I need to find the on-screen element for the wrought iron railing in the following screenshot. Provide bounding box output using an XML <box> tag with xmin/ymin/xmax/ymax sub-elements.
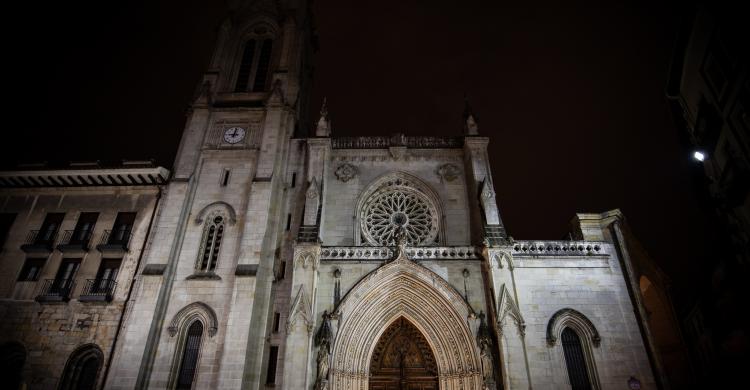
<box><xmin>97</xmin><ymin>229</ymin><xmax>132</xmax><ymax>250</ymax></box>
<box><xmin>36</xmin><ymin>278</ymin><xmax>75</xmax><ymax>301</ymax></box>
<box><xmin>21</xmin><ymin>229</ymin><xmax>58</xmax><ymax>251</ymax></box>
<box><xmin>80</xmin><ymin>279</ymin><xmax>117</xmax><ymax>301</ymax></box>
<box><xmin>510</xmin><ymin>241</ymin><xmax>604</xmax><ymax>256</ymax></box>
<box><xmin>58</xmin><ymin>229</ymin><xmax>93</xmax><ymax>249</ymax></box>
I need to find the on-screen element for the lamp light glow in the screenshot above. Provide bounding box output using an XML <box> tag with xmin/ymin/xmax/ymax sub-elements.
<box><xmin>693</xmin><ymin>151</ymin><xmax>706</xmax><ymax>162</ymax></box>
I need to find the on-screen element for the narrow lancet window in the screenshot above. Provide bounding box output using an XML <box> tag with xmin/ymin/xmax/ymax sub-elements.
<box><xmin>176</xmin><ymin>321</ymin><xmax>203</xmax><ymax>389</ymax></box>
<box><xmin>198</xmin><ymin>215</ymin><xmax>224</xmax><ymax>272</ymax></box>
<box><xmin>234</xmin><ymin>40</ymin><xmax>257</xmax><ymax>92</ymax></box>
<box><xmin>561</xmin><ymin>327</ymin><xmax>592</xmax><ymax>390</ymax></box>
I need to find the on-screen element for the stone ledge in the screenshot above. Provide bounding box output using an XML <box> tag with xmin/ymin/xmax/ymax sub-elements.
<box><xmin>186</xmin><ymin>272</ymin><xmax>222</xmax><ymax>280</ymax></box>
<box><xmin>235</xmin><ymin>264</ymin><xmax>258</xmax><ymax>276</ymax></box>
<box><xmin>142</xmin><ymin>264</ymin><xmax>167</xmax><ymax>275</ymax></box>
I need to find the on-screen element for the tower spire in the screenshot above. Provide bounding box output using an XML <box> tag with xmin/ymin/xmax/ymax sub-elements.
<box><xmin>463</xmin><ymin>95</ymin><xmax>479</xmax><ymax>136</ymax></box>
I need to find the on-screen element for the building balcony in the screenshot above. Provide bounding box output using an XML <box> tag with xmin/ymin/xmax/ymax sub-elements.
<box><xmin>95</xmin><ymin>230</ymin><xmax>131</xmax><ymax>255</ymax></box>
<box><xmin>20</xmin><ymin>230</ymin><xmax>58</xmax><ymax>254</ymax></box>
<box><xmin>56</xmin><ymin>230</ymin><xmax>93</xmax><ymax>253</ymax></box>
<box><xmin>79</xmin><ymin>279</ymin><xmax>117</xmax><ymax>302</ymax></box>
<box><xmin>35</xmin><ymin>279</ymin><xmax>75</xmax><ymax>303</ymax></box>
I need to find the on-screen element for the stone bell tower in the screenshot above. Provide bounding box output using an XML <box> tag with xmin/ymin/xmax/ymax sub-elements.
<box><xmin>105</xmin><ymin>1</ymin><xmax>315</xmax><ymax>389</ymax></box>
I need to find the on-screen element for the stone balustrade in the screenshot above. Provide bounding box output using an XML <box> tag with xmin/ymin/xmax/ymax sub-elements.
<box><xmin>510</xmin><ymin>241</ymin><xmax>604</xmax><ymax>256</ymax></box>
<box><xmin>320</xmin><ymin>246</ymin><xmax>482</xmax><ymax>260</ymax></box>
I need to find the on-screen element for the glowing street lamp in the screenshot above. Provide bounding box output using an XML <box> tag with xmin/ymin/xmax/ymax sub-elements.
<box><xmin>693</xmin><ymin>151</ymin><xmax>706</xmax><ymax>162</ymax></box>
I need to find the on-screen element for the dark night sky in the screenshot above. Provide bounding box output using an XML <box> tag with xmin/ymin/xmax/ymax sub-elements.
<box><xmin>5</xmin><ymin>0</ymin><xmax>707</xmax><ymax>309</ymax></box>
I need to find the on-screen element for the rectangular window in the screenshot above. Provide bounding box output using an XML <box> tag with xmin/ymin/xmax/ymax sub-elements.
<box><xmin>0</xmin><ymin>213</ymin><xmax>16</xmax><ymax>249</ymax></box>
<box><xmin>110</xmin><ymin>212</ymin><xmax>136</xmax><ymax>244</ymax></box>
<box><xmin>266</xmin><ymin>346</ymin><xmax>279</xmax><ymax>384</ymax></box>
<box><xmin>97</xmin><ymin>258</ymin><xmax>122</xmax><ymax>282</ymax></box>
<box><xmin>221</xmin><ymin>169</ymin><xmax>231</xmax><ymax>187</ymax></box>
<box><xmin>94</xmin><ymin>258</ymin><xmax>121</xmax><ymax>293</ymax></box>
<box><xmin>18</xmin><ymin>258</ymin><xmax>45</xmax><ymax>281</ymax></box>
<box><xmin>291</xmin><ymin>172</ymin><xmax>296</xmax><ymax>188</ymax></box>
<box><xmin>71</xmin><ymin>212</ymin><xmax>98</xmax><ymax>244</ymax></box>
<box><xmin>52</xmin><ymin>258</ymin><xmax>80</xmax><ymax>293</ymax></box>
<box><xmin>55</xmin><ymin>259</ymin><xmax>81</xmax><ymax>281</ymax></box>
<box><xmin>278</xmin><ymin>261</ymin><xmax>286</xmax><ymax>280</ymax></box>
<box><xmin>273</xmin><ymin>312</ymin><xmax>280</xmax><ymax>333</ymax></box>
<box><xmin>37</xmin><ymin>213</ymin><xmax>65</xmax><ymax>244</ymax></box>
<box><xmin>285</xmin><ymin>214</ymin><xmax>291</xmax><ymax>231</ymax></box>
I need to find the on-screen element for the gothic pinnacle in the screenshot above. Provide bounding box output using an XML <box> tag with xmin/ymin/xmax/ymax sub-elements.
<box><xmin>315</xmin><ymin>97</ymin><xmax>331</xmax><ymax>137</ymax></box>
<box><xmin>463</xmin><ymin>95</ymin><xmax>479</xmax><ymax>136</ymax></box>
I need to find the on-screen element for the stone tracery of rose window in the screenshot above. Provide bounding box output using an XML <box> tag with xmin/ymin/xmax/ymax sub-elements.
<box><xmin>361</xmin><ymin>183</ymin><xmax>439</xmax><ymax>246</ymax></box>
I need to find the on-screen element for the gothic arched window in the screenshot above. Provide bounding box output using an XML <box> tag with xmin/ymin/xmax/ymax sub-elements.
<box><xmin>561</xmin><ymin>327</ymin><xmax>592</xmax><ymax>390</ymax></box>
<box><xmin>546</xmin><ymin>308</ymin><xmax>601</xmax><ymax>389</ymax></box>
<box><xmin>234</xmin><ymin>35</ymin><xmax>274</xmax><ymax>93</ymax></box>
<box><xmin>197</xmin><ymin>215</ymin><xmax>224</xmax><ymax>272</ymax></box>
<box><xmin>176</xmin><ymin>321</ymin><xmax>203</xmax><ymax>390</ymax></box>
<box><xmin>58</xmin><ymin>344</ymin><xmax>103</xmax><ymax>390</ymax></box>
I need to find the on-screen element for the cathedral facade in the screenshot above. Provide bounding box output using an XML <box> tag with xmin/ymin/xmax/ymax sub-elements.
<box><xmin>103</xmin><ymin>2</ymin><xmax>659</xmax><ymax>389</ymax></box>
<box><xmin>0</xmin><ymin>1</ymin><xmax>676</xmax><ymax>389</ymax></box>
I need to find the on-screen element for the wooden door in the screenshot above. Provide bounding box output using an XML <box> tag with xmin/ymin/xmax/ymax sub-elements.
<box><xmin>369</xmin><ymin>317</ymin><xmax>438</xmax><ymax>390</ymax></box>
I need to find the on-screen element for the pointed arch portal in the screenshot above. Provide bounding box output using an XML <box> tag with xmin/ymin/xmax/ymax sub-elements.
<box><xmin>330</xmin><ymin>254</ymin><xmax>482</xmax><ymax>390</ymax></box>
<box><xmin>369</xmin><ymin>317</ymin><xmax>439</xmax><ymax>390</ymax></box>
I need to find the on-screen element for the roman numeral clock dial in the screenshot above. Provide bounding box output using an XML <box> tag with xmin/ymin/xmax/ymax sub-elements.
<box><xmin>223</xmin><ymin>127</ymin><xmax>246</xmax><ymax>144</ymax></box>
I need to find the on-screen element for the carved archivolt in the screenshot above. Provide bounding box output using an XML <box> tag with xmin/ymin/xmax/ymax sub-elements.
<box><xmin>194</xmin><ymin>201</ymin><xmax>237</xmax><ymax>224</ymax></box>
<box><xmin>167</xmin><ymin>302</ymin><xmax>218</xmax><ymax>338</ymax></box>
<box><xmin>355</xmin><ymin>172</ymin><xmax>444</xmax><ymax>246</ymax></box>
<box><xmin>329</xmin><ymin>252</ymin><xmax>482</xmax><ymax>390</ymax></box>
<box><xmin>546</xmin><ymin>308</ymin><xmax>601</xmax><ymax>347</ymax></box>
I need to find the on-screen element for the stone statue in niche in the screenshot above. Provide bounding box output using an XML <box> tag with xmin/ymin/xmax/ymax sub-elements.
<box><xmin>314</xmin><ymin>311</ymin><xmax>333</xmax><ymax>390</ymax></box>
<box><xmin>480</xmin><ymin>340</ymin><xmax>494</xmax><ymax>383</ymax></box>
<box><xmin>436</xmin><ymin>163</ymin><xmax>461</xmax><ymax>182</ymax></box>
<box><xmin>476</xmin><ymin>311</ymin><xmax>496</xmax><ymax>389</ymax></box>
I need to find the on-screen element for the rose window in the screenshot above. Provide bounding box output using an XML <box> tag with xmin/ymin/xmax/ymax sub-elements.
<box><xmin>362</xmin><ymin>188</ymin><xmax>438</xmax><ymax>246</ymax></box>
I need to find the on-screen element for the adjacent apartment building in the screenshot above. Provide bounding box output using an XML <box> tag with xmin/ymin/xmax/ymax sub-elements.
<box><xmin>0</xmin><ymin>162</ymin><xmax>168</xmax><ymax>389</ymax></box>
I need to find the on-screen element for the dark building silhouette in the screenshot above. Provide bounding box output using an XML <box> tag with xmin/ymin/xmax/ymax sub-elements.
<box><xmin>666</xmin><ymin>2</ymin><xmax>749</xmax><ymax>387</ymax></box>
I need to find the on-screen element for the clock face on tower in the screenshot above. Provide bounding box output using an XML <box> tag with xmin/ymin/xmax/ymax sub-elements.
<box><xmin>223</xmin><ymin>127</ymin><xmax>246</xmax><ymax>144</ymax></box>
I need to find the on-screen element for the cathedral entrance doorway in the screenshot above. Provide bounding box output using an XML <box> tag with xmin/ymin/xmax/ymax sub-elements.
<box><xmin>328</xmin><ymin>250</ymin><xmax>483</xmax><ymax>389</ymax></box>
<box><xmin>369</xmin><ymin>317</ymin><xmax>438</xmax><ymax>390</ymax></box>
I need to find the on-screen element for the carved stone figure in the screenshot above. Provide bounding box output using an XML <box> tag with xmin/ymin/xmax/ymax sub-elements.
<box><xmin>480</xmin><ymin>340</ymin><xmax>493</xmax><ymax>382</ymax></box>
<box><xmin>476</xmin><ymin>311</ymin><xmax>495</xmax><ymax>387</ymax></box>
<box><xmin>316</xmin><ymin>346</ymin><xmax>330</xmax><ymax>387</ymax></box>
<box><xmin>314</xmin><ymin>311</ymin><xmax>333</xmax><ymax>389</ymax></box>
